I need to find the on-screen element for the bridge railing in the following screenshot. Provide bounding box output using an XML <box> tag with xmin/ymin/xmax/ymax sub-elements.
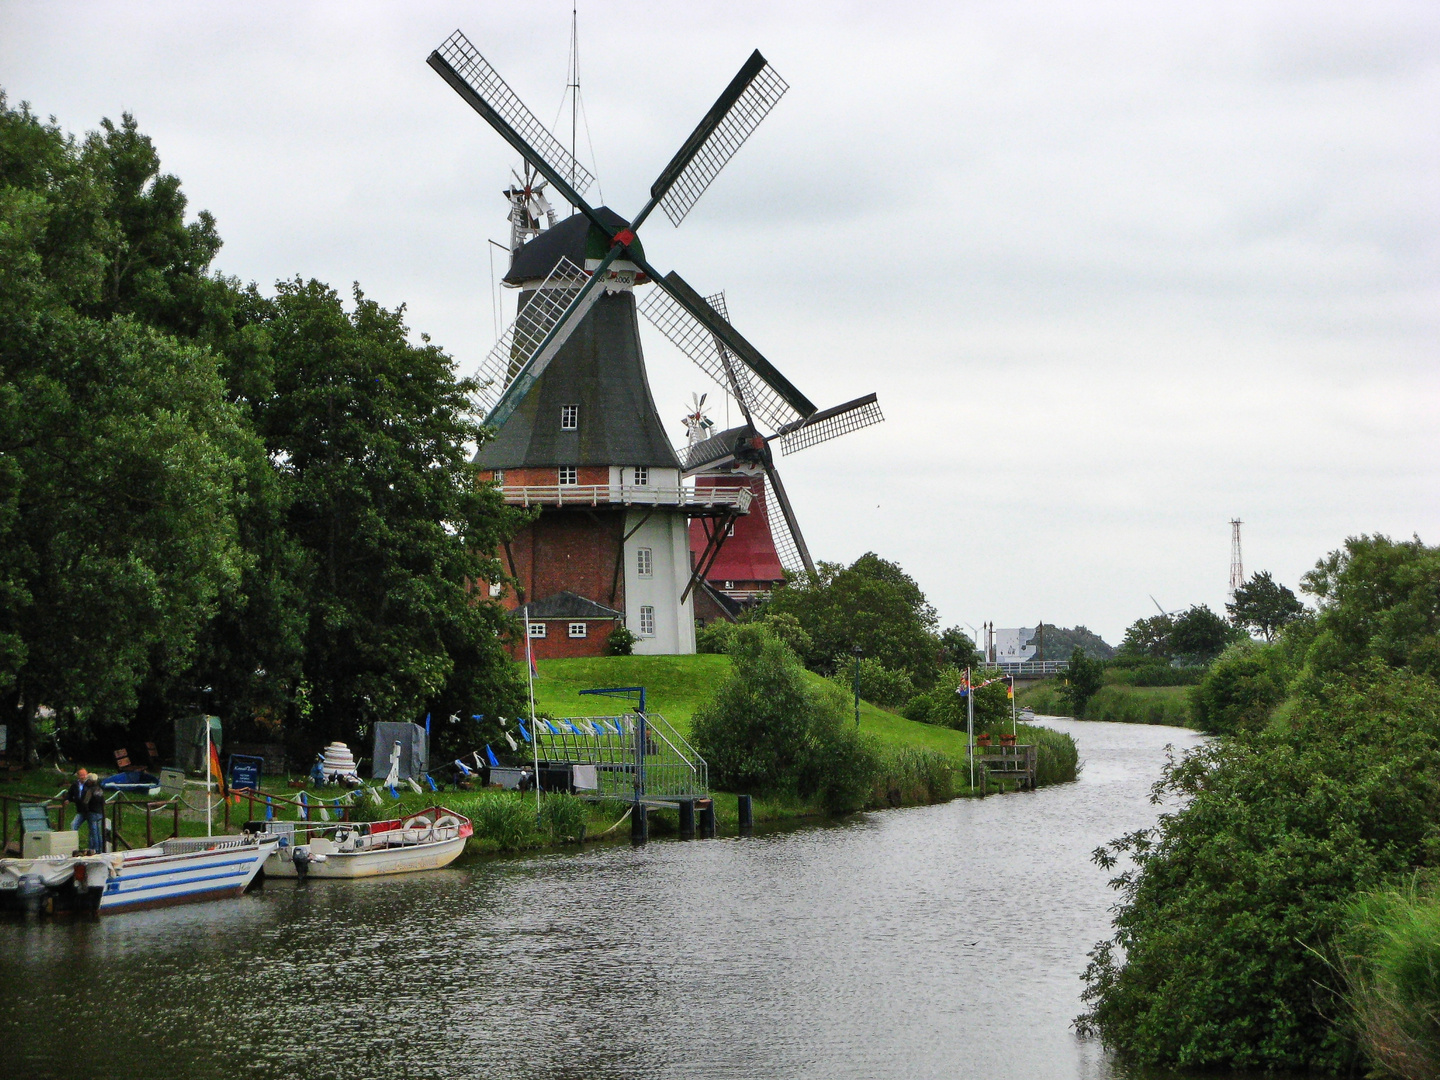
<box><xmin>980</xmin><ymin>660</ymin><xmax>1070</xmax><ymax>677</ymax></box>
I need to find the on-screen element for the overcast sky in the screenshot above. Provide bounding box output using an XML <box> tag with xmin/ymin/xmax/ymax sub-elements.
<box><xmin>4</xmin><ymin>1</ymin><xmax>1436</xmax><ymax>645</ymax></box>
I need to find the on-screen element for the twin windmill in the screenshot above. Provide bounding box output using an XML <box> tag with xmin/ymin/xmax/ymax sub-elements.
<box><xmin>428</xmin><ymin>30</ymin><xmax>882</xmax><ymax>655</ymax></box>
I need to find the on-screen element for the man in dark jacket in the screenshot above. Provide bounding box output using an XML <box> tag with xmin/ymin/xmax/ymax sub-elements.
<box><xmin>66</xmin><ymin>769</ymin><xmax>105</xmax><ymax>852</ymax></box>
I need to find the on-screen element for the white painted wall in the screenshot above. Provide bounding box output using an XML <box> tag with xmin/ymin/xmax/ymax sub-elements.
<box><xmin>623</xmin><ymin>508</ymin><xmax>696</xmax><ymax>655</ymax></box>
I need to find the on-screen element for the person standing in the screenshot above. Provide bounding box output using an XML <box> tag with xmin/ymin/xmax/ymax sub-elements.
<box><xmin>67</xmin><ymin>768</ymin><xmax>105</xmax><ymax>852</ymax></box>
<box><xmin>66</xmin><ymin>768</ymin><xmax>90</xmax><ymax>833</ymax></box>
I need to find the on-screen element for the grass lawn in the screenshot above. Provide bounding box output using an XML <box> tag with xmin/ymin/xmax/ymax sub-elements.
<box><xmin>526</xmin><ymin>654</ymin><xmax>973</xmax><ymax>759</ymax></box>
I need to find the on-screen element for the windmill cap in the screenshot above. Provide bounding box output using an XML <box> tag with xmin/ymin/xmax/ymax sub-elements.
<box><xmin>506</xmin><ymin>208</ymin><xmax>646</xmax><ymax>285</ymax></box>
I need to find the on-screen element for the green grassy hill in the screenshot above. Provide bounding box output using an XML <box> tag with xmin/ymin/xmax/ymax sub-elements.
<box><xmin>527</xmin><ymin>655</ymin><xmax>973</xmax><ymax>759</ymax></box>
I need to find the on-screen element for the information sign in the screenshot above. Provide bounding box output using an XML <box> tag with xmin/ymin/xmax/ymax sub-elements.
<box><xmin>228</xmin><ymin>754</ymin><xmax>263</xmax><ymax>791</ymax></box>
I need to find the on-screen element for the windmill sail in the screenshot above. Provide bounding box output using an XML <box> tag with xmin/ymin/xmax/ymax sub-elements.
<box><xmin>429</xmin><ymin>32</ymin><xmax>596</xmax><ymax>212</ymax></box>
<box><xmin>761</xmin><ymin>472</ymin><xmax>808</xmax><ymax>575</ymax></box>
<box><xmin>647</xmin><ymin>50</ymin><xmax>789</xmax><ymax>228</ymax></box>
<box><xmin>639</xmin><ymin>286</ymin><xmax>805</xmax><ymax>433</ymax></box>
<box><xmin>472</xmin><ymin>257</ymin><xmax>584</xmax><ymax>416</ymax></box>
<box><xmin>778</xmin><ymin>393</ymin><xmax>885</xmax><ymax>455</ymax></box>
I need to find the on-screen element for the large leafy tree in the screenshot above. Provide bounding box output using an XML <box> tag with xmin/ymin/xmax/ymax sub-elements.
<box><xmin>1301</xmin><ymin>534</ymin><xmax>1440</xmax><ymax>678</ymax></box>
<box><xmin>0</xmin><ymin>95</ymin><xmax>251</xmax><ymax>756</ymax></box>
<box><xmin>1227</xmin><ymin>571</ymin><xmax>1305</xmax><ymax>642</ymax></box>
<box><xmin>250</xmin><ymin>278</ymin><xmax>527</xmax><ymax>749</ymax></box>
<box><xmin>764</xmin><ymin>552</ymin><xmax>941</xmax><ymax>686</ymax></box>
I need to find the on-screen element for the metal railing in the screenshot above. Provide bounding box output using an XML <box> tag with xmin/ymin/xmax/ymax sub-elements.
<box><xmin>980</xmin><ymin>660</ymin><xmax>1070</xmax><ymax>676</ymax></box>
<box><xmin>533</xmin><ymin>713</ymin><xmax>708</xmax><ymax>803</ymax></box>
<box><xmin>499</xmin><ymin>483</ymin><xmax>752</xmax><ymax>512</ymax></box>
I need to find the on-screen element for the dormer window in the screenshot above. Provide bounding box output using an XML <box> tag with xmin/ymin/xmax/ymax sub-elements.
<box><xmin>560</xmin><ymin>404</ymin><xmax>578</xmax><ymax>430</ymax></box>
<box><xmin>633</xmin><ymin>466</ymin><xmax>648</xmax><ymax>486</ymax></box>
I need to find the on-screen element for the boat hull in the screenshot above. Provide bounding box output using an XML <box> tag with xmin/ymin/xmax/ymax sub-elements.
<box><xmin>99</xmin><ymin>839</ymin><xmax>276</xmax><ymax>914</ymax></box>
<box><xmin>267</xmin><ymin>834</ymin><xmax>466</xmax><ymax>878</ymax></box>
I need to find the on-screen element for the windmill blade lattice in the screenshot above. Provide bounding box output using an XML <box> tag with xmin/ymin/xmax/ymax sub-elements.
<box><xmin>638</xmin><ymin>287</ymin><xmax>803</xmax><ymax>433</ymax></box>
<box><xmin>778</xmin><ymin>393</ymin><xmax>885</xmax><ymax>455</ymax></box>
<box><xmin>759</xmin><ymin>473</ymin><xmax>806</xmax><ymax>575</ymax></box>
<box><xmin>472</xmin><ymin>257</ymin><xmax>584</xmax><ymax>415</ymax></box>
<box><xmin>649</xmin><ymin>51</ymin><xmax>789</xmax><ymax>227</ymax></box>
<box><xmin>432</xmin><ymin>31</ymin><xmax>595</xmax><ymax>200</ymax></box>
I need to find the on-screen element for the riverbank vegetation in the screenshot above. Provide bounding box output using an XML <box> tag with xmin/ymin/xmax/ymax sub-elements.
<box><xmin>1078</xmin><ymin>533</ymin><xmax>1440</xmax><ymax>1076</ymax></box>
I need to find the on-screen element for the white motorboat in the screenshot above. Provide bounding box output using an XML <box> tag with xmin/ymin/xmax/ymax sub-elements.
<box><xmin>0</xmin><ymin>833</ymin><xmax>278</xmax><ymax>916</ymax></box>
<box><xmin>262</xmin><ymin>807</ymin><xmax>472</xmax><ymax>879</ymax></box>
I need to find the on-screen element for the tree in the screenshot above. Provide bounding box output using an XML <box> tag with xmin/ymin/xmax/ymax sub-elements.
<box><xmin>939</xmin><ymin>626</ymin><xmax>982</xmax><ymax>670</ymax></box>
<box><xmin>764</xmin><ymin>552</ymin><xmax>941</xmax><ymax>686</ymax></box>
<box><xmin>1061</xmin><ymin>646</ymin><xmax>1106</xmax><ymax>718</ymax></box>
<box><xmin>249</xmin><ymin>278</ymin><xmax>528</xmax><ymax>748</ymax></box>
<box><xmin>1227</xmin><ymin>571</ymin><xmax>1305</xmax><ymax>642</ymax></box>
<box><xmin>1169</xmin><ymin>605</ymin><xmax>1239</xmax><ymax>664</ymax></box>
<box><xmin>1117</xmin><ymin>614</ymin><xmax>1174</xmax><ymax>662</ymax></box>
<box><xmin>0</xmin><ymin>96</ymin><xmax>252</xmax><ymax>758</ymax></box>
<box><xmin>1301</xmin><ymin>534</ymin><xmax>1440</xmax><ymax>679</ymax></box>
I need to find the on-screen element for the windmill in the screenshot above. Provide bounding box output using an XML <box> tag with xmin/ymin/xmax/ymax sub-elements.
<box><xmin>502</xmin><ymin>163</ymin><xmax>557</xmax><ymax>251</ymax></box>
<box><xmin>427</xmin><ymin>29</ymin><xmax>879</xmax><ymax>649</ymax></box>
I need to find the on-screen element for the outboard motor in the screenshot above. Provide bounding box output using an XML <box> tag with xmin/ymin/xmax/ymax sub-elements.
<box><xmin>292</xmin><ymin>845</ymin><xmax>310</xmax><ymax>881</ymax></box>
<box><xmin>17</xmin><ymin>873</ymin><xmax>46</xmax><ymax>917</ymax></box>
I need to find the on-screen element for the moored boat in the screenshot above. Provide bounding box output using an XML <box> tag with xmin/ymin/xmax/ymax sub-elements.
<box><xmin>261</xmin><ymin>807</ymin><xmax>472</xmax><ymax>879</ymax></box>
<box><xmin>0</xmin><ymin>833</ymin><xmax>278</xmax><ymax>916</ymax></box>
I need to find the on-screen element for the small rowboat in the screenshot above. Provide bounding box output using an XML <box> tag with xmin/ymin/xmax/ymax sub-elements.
<box><xmin>262</xmin><ymin>807</ymin><xmax>472</xmax><ymax>879</ymax></box>
<box><xmin>0</xmin><ymin>834</ymin><xmax>278</xmax><ymax>916</ymax></box>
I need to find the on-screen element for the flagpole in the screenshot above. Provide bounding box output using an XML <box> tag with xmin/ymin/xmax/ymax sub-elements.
<box><xmin>966</xmin><ymin>666</ymin><xmax>975</xmax><ymax>790</ymax></box>
<box><xmin>205</xmin><ymin>717</ymin><xmax>213</xmax><ymax>837</ymax></box>
<box><xmin>524</xmin><ymin>616</ymin><xmax>541</xmax><ymax>825</ymax></box>
<box><xmin>1010</xmin><ymin>674</ymin><xmax>1017</xmax><ymax>737</ymax></box>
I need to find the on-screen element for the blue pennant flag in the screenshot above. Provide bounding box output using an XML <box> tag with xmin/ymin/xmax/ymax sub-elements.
<box><xmin>566</xmin><ymin>720</ymin><xmax>582</xmax><ymax>735</ymax></box>
<box><xmin>454</xmin><ymin>758</ymin><xmax>473</xmax><ymax>776</ymax></box>
<box><xmin>544</xmin><ymin>719</ymin><xmax>560</xmax><ymax>736</ymax></box>
<box><xmin>591</xmin><ymin>720</ymin><xmax>605</xmax><ymax>736</ymax></box>
<box><xmin>486</xmin><ymin>745</ymin><xmax>499</xmax><ymax>767</ymax></box>
<box><xmin>518</xmin><ymin>720</ymin><xmax>531</xmax><ymax>743</ymax></box>
<box><xmin>472</xmin><ymin>714</ymin><xmax>483</xmax><ymax>721</ymax></box>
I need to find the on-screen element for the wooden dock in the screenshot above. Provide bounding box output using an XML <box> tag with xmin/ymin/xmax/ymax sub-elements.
<box><xmin>974</xmin><ymin>744</ymin><xmax>1038</xmax><ymax>794</ymax></box>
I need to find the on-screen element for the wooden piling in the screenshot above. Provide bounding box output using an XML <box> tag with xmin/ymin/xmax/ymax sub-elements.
<box><xmin>679</xmin><ymin>799</ymin><xmax>695</xmax><ymax>839</ymax></box>
<box><xmin>699</xmin><ymin>800</ymin><xmax>716</xmax><ymax>839</ymax></box>
<box><xmin>631</xmin><ymin>802</ymin><xmax>649</xmax><ymax>845</ymax></box>
<box><xmin>737</xmin><ymin>794</ymin><xmax>753</xmax><ymax>834</ymax></box>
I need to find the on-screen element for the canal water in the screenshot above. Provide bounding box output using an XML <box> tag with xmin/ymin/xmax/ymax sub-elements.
<box><xmin>0</xmin><ymin>720</ymin><xmax>1203</xmax><ymax>1080</ymax></box>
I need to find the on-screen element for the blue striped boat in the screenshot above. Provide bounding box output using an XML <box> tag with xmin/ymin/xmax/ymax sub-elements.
<box><xmin>98</xmin><ymin>835</ymin><xmax>278</xmax><ymax>914</ymax></box>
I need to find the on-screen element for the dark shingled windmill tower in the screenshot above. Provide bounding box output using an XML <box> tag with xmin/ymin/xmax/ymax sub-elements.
<box><xmin>427</xmin><ymin>30</ymin><xmax>882</xmax><ymax>653</ymax></box>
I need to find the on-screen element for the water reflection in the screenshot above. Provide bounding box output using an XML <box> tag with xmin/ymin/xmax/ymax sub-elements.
<box><xmin>0</xmin><ymin>720</ymin><xmax>1205</xmax><ymax>1080</ymax></box>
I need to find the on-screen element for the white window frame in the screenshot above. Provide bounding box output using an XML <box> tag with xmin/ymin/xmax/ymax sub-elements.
<box><xmin>568</xmin><ymin>622</ymin><xmax>587</xmax><ymax>639</ymax></box>
<box><xmin>558</xmin><ymin>465</ymin><xmax>578</xmax><ymax>486</ymax></box>
<box><xmin>488</xmin><ymin>582</ymin><xmax>503</xmax><ymax>598</ymax></box>
<box><xmin>636</xmin><ymin>546</ymin><xmax>653</xmax><ymax>577</ymax></box>
<box><xmin>639</xmin><ymin>605</ymin><xmax>656</xmax><ymax>637</ymax></box>
<box><xmin>528</xmin><ymin>622</ymin><xmax>547</xmax><ymax>638</ymax></box>
<box><xmin>560</xmin><ymin>404</ymin><xmax>578</xmax><ymax>430</ymax></box>
<box><xmin>632</xmin><ymin>465</ymin><xmax>648</xmax><ymax>486</ymax></box>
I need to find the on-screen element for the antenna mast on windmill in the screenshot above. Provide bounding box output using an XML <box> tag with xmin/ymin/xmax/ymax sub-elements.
<box><xmin>1229</xmin><ymin>519</ymin><xmax>1244</xmax><ymax>597</ymax></box>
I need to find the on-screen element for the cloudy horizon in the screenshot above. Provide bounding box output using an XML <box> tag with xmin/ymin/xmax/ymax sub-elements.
<box><xmin>4</xmin><ymin>0</ymin><xmax>1435</xmax><ymax>645</ymax></box>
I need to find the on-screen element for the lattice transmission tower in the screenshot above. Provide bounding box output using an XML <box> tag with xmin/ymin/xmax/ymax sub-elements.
<box><xmin>1229</xmin><ymin>519</ymin><xmax>1244</xmax><ymax>597</ymax></box>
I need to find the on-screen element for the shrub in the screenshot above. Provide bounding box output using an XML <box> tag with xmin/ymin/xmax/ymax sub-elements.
<box><xmin>1060</xmin><ymin>646</ymin><xmax>1106</xmax><ymax>717</ymax></box>
<box><xmin>1078</xmin><ymin>666</ymin><xmax>1440</xmax><ymax>1072</ymax></box>
<box><xmin>1190</xmin><ymin>641</ymin><xmax>1285</xmax><ymax>734</ymax></box>
<box><xmin>607</xmin><ymin>623</ymin><xmax>636</xmax><ymax>656</ymax></box>
<box><xmin>829</xmin><ymin>655</ymin><xmax>915</xmax><ymax>708</ymax></box>
<box><xmin>1105</xmin><ymin>663</ymin><xmax>1203</xmax><ymax>687</ymax></box>
<box><xmin>692</xmin><ymin>623</ymin><xmax>878</xmax><ymax>811</ymax></box>
<box><xmin>695</xmin><ymin>620</ymin><xmax>736</xmax><ymax>655</ymax></box>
